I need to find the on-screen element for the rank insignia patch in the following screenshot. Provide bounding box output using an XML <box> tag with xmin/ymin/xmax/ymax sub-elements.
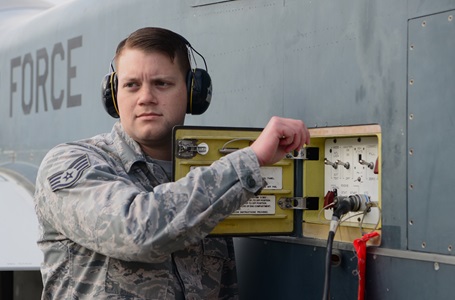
<box><xmin>48</xmin><ymin>154</ymin><xmax>91</xmax><ymax>192</ymax></box>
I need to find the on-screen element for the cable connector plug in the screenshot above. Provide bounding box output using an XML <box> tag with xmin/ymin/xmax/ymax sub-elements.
<box><xmin>332</xmin><ymin>194</ymin><xmax>374</xmax><ymax>219</ymax></box>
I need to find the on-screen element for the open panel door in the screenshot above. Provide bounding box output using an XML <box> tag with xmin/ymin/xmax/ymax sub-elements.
<box><xmin>172</xmin><ymin>126</ymin><xmax>318</xmax><ymax>236</ymax></box>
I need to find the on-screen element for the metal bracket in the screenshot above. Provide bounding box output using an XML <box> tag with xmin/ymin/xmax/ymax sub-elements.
<box><xmin>278</xmin><ymin>197</ymin><xmax>319</xmax><ymax>210</ymax></box>
<box><xmin>176</xmin><ymin>139</ymin><xmax>209</xmax><ymax>159</ymax></box>
<box><xmin>286</xmin><ymin>147</ymin><xmax>319</xmax><ymax>160</ymax></box>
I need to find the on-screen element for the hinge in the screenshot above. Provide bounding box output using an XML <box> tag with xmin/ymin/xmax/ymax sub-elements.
<box><xmin>278</xmin><ymin>197</ymin><xmax>319</xmax><ymax>210</ymax></box>
<box><xmin>286</xmin><ymin>147</ymin><xmax>319</xmax><ymax>160</ymax></box>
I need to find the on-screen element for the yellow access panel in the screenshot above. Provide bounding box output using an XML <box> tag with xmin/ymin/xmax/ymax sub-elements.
<box><xmin>172</xmin><ymin>126</ymin><xmax>314</xmax><ymax>236</ymax></box>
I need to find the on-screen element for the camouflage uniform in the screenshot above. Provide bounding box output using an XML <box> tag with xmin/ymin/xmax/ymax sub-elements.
<box><xmin>34</xmin><ymin>122</ymin><xmax>264</xmax><ymax>299</ymax></box>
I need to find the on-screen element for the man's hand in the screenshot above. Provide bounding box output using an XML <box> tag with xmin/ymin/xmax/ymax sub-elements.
<box><xmin>251</xmin><ymin>116</ymin><xmax>310</xmax><ymax>166</ymax></box>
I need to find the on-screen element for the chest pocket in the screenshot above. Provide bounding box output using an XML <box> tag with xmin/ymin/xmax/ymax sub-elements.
<box><xmin>129</xmin><ymin>161</ymin><xmax>171</xmax><ymax>192</ymax></box>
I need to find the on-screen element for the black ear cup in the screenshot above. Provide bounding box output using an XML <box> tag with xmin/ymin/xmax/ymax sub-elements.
<box><xmin>101</xmin><ymin>68</ymin><xmax>212</xmax><ymax>118</ymax></box>
<box><xmin>186</xmin><ymin>68</ymin><xmax>212</xmax><ymax>115</ymax></box>
<box><xmin>101</xmin><ymin>72</ymin><xmax>119</xmax><ymax>118</ymax></box>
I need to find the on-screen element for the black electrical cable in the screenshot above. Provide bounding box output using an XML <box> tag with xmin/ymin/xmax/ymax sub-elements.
<box><xmin>322</xmin><ymin>194</ymin><xmax>373</xmax><ymax>299</ymax></box>
<box><xmin>322</xmin><ymin>229</ymin><xmax>336</xmax><ymax>300</ymax></box>
<box><xmin>321</xmin><ymin>198</ymin><xmax>352</xmax><ymax>300</ymax></box>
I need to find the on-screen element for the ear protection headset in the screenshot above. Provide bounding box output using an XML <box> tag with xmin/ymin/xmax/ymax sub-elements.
<box><xmin>101</xmin><ymin>34</ymin><xmax>212</xmax><ymax>118</ymax></box>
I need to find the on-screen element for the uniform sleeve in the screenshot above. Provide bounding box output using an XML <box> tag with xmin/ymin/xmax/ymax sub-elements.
<box><xmin>34</xmin><ymin>144</ymin><xmax>263</xmax><ymax>263</ymax></box>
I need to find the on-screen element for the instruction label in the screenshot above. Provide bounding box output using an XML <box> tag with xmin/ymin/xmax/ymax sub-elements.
<box><xmin>260</xmin><ymin>167</ymin><xmax>283</xmax><ymax>190</ymax></box>
<box><xmin>234</xmin><ymin>195</ymin><xmax>276</xmax><ymax>215</ymax></box>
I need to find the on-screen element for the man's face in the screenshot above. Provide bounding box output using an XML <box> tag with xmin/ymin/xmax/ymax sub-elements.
<box><xmin>116</xmin><ymin>48</ymin><xmax>187</xmax><ymax>153</ymax></box>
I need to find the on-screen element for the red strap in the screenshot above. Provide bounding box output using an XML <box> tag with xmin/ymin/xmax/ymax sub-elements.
<box><xmin>353</xmin><ymin>232</ymin><xmax>380</xmax><ymax>300</ymax></box>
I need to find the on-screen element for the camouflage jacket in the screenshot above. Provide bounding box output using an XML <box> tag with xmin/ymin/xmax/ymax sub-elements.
<box><xmin>34</xmin><ymin>122</ymin><xmax>264</xmax><ymax>299</ymax></box>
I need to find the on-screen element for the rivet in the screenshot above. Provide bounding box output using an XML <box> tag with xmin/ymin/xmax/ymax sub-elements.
<box><xmin>421</xmin><ymin>242</ymin><xmax>426</xmax><ymax>248</ymax></box>
<box><xmin>410</xmin><ymin>44</ymin><xmax>414</xmax><ymax>50</ymax></box>
<box><xmin>448</xmin><ymin>245</ymin><xmax>453</xmax><ymax>252</ymax></box>
<box><xmin>409</xmin><ymin>148</ymin><xmax>414</xmax><ymax>156</ymax></box>
<box><xmin>422</xmin><ymin>20</ymin><xmax>427</xmax><ymax>27</ymax></box>
<box><xmin>409</xmin><ymin>220</ymin><xmax>414</xmax><ymax>225</ymax></box>
<box><xmin>449</xmin><ymin>15</ymin><xmax>453</xmax><ymax>22</ymax></box>
<box><xmin>409</xmin><ymin>184</ymin><xmax>414</xmax><ymax>190</ymax></box>
<box><xmin>409</xmin><ymin>79</ymin><xmax>414</xmax><ymax>85</ymax></box>
<box><xmin>434</xmin><ymin>262</ymin><xmax>440</xmax><ymax>271</ymax></box>
<box><xmin>409</xmin><ymin>113</ymin><xmax>414</xmax><ymax>120</ymax></box>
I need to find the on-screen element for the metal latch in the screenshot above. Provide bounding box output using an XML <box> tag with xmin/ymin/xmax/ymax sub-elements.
<box><xmin>176</xmin><ymin>139</ymin><xmax>209</xmax><ymax>159</ymax></box>
<box><xmin>278</xmin><ymin>197</ymin><xmax>319</xmax><ymax>210</ymax></box>
<box><xmin>286</xmin><ymin>147</ymin><xmax>319</xmax><ymax>160</ymax></box>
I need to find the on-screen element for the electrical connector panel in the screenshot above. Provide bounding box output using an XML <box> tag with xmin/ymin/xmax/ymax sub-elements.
<box><xmin>303</xmin><ymin>125</ymin><xmax>381</xmax><ymax>243</ymax></box>
<box><xmin>323</xmin><ymin>136</ymin><xmax>380</xmax><ymax>225</ymax></box>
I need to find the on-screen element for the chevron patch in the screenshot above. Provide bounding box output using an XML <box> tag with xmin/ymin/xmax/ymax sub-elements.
<box><xmin>48</xmin><ymin>154</ymin><xmax>91</xmax><ymax>192</ymax></box>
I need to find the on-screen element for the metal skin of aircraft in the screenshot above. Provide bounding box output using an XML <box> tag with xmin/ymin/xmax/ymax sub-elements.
<box><xmin>1</xmin><ymin>0</ymin><xmax>455</xmax><ymax>299</ymax></box>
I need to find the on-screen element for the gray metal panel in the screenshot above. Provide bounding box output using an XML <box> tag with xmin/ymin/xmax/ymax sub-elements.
<box><xmin>236</xmin><ymin>238</ymin><xmax>455</xmax><ymax>300</ymax></box>
<box><xmin>234</xmin><ymin>238</ymin><xmax>358</xmax><ymax>300</ymax></box>
<box><xmin>407</xmin><ymin>10</ymin><xmax>455</xmax><ymax>255</ymax></box>
<box><xmin>366</xmin><ymin>250</ymin><xmax>455</xmax><ymax>300</ymax></box>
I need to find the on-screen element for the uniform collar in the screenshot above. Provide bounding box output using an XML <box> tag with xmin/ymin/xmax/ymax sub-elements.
<box><xmin>111</xmin><ymin>122</ymin><xmax>147</xmax><ymax>173</ymax></box>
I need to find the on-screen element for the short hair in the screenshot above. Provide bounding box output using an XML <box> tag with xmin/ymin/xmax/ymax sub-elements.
<box><xmin>114</xmin><ymin>27</ymin><xmax>191</xmax><ymax>75</ymax></box>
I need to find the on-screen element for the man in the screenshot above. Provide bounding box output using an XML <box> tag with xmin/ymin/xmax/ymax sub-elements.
<box><xmin>34</xmin><ymin>27</ymin><xmax>310</xmax><ymax>299</ymax></box>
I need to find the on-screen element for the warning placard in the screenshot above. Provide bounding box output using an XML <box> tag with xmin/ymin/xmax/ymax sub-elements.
<box><xmin>234</xmin><ymin>195</ymin><xmax>276</xmax><ymax>215</ymax></box>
